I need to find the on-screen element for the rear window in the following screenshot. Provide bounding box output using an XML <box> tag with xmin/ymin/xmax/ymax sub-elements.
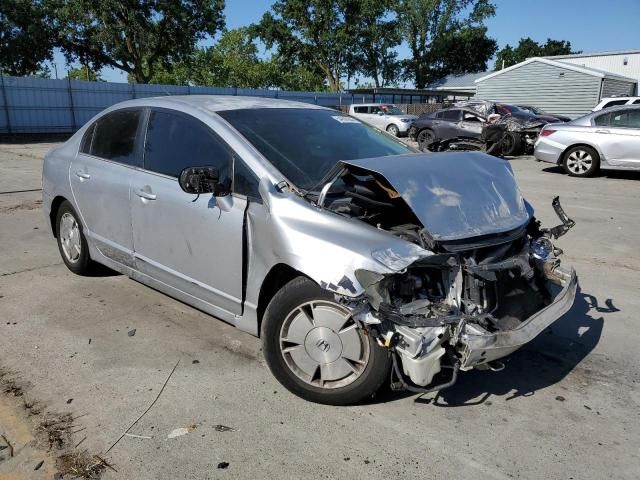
<box><xmin>91</xmin><ymin>109</ymin><xmax>141</xmax><ymax>166</ymax></box>
<box><xmin>602</xmin><ymin>100</ymin><xmax>628</xmax><ymax>109</ymax></box>
<box><xmin>218</xmin><ymin>108</ymin><xmax>413</xmax><ymax>190</ymax></box>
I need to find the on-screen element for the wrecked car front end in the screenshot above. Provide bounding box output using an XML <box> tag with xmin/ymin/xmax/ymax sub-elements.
<box><xmin>311</xmin><ymin>152</ymin><xmax>577</xmax><ymax>393</ymax></box>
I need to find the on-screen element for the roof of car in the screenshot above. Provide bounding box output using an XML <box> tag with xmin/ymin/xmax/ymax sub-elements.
<box><xmin>590</xmin><ymin>104</ymin><xmax>640</xmax><ymax>115</ymax></box>
<box><xmin>107</xmin><ymin>95</ymin><xmax>328</xmax><ymax>113</ymax></box>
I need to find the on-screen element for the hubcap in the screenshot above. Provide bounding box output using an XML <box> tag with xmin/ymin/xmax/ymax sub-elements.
<box><xmin>567</xmin><ymin>150</ymin><xmax>593</xmax><ymax>174</ymax></box>
<box><xmin>60</xmin><ymin>212</ymin><xmax>81</xmax><ymax>263</ymax></box>
<box><xmin>280</xmin><ymin>301</ymin><xmax>370</xmax><ymax>389</ymax></box>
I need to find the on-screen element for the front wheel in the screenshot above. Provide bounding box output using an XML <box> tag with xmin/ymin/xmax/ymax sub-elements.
<box><xmin>261</xmin><ymin>277</ymin><xmax>391</xmax><ymax>405</ymax></box>
<box><xmin>417</xmin><ymin>129</ymin><xmax>435</xmax><ymax>151</ymax></box>
<box><xmin>563</xmin><ymin>145</ymin><xmax>599</xmax><ymax>177</ymax></box>
<box><xmin>386</xmin><ymin>124</ymin><xmax>400</xmax><ymax>136</ymax></box>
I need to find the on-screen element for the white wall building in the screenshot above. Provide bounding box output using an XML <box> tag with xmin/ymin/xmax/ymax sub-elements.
<box><xmin>547</xmin><ymin>50</ymin><xmax>640</xmax><ymax>90</ymax></box>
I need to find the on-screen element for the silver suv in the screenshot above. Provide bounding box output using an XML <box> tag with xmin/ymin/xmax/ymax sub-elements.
<box><xmin>348</xmin><ymin>103</ymin><xmax>417</xmax><ymax>136</ymax></box>
<box><xmin>43</xmin><ymin>96</ymin><xmax>577</xmax><ymax>405</ymax></box>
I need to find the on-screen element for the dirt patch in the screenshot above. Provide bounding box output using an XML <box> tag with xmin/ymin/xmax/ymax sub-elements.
<box><xmin>0</xmin><ymin>199</ymin><xmax>42</xmax><ymax>214</ymax></box>
<box><xmin>0</xmin><ymin>367</ymin><xmax>105</xmax><ymax>479</ymax></box>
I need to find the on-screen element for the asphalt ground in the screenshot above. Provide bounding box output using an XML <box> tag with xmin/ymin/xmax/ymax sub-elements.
<box><xmin>0</xmin><ymin>141</ymin><xmax>639</xmax><ymax>479</ymax></box>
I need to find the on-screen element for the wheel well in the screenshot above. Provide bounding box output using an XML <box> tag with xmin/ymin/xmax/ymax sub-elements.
<box><xmin>49</xmin><ymin>196</ymin><xmax>67</xmax><ymax>237</ymax></box>
<box><xmin>256</xmin><ymin>263</ymin><xmax>304</xmax><ymax>337</ymax></box>
<box><xmin>559</xmin><ymin>144</ymin><xmax>600</xmax><ymax>166</ymax></box>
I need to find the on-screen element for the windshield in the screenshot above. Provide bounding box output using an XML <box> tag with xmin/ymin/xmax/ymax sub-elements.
<box><xmin>218</xmin><ymin>108</ymin><xmax>413</xmax><ymax>190</ymax></box>
<box><xmin>381</xmin><ymin>105</ymin><xmax>404</xmax><ymax>115</ymax></box>
<box><xmin>521</xmin><ymin>106</ymin><xmax>543</xmax><ymax>115</ymax></box>
<box><xmin>501</xmin><ymin>104</ymin><xmax>525</xmax><ymax>113</ymax></box>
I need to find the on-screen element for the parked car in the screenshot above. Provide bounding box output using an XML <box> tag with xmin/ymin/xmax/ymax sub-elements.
<box><xmin>348</xmin><ymin>103</ymin><xmax>417</xmax><ymax>136</ymax></box>
<box><xmin>516</xmin><ymin>105</ymin><xmax>571</xmax><ymax>123</ymax></box>
<box><xmin>592</xmin><ymin>96</ymin><xmax>640</xmax><ymax>111</ymax></box>
<box><xmin>496</xmin><ymin>104</ymin><xmax>564</xmax><ymax>124</ymax></box>
<box><xmin>43</xmin><ymin>96</ymin><xmax>577</xmax><ymax>405</ymax></box>
<box><xmin>534</xmin><ymin>105</ymin><xmax>640</xmax><ymax>177</ymax></box>
<box><xmin>410</xmin><ymin>107</ymin><xmax>486</xmax><ymax>149</ymax></box>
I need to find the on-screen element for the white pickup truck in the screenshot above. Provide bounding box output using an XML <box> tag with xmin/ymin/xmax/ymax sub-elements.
<box><xmin>348</xmin><ymin>103</ymin><xmax>417</xmax><ymax>137</ymax></box>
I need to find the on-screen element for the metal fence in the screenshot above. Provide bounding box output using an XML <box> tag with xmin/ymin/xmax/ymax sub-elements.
<box><xmin>0</xmin><ymin>75</ymin><xmax>436</xmax><ymax>134</ymax></box>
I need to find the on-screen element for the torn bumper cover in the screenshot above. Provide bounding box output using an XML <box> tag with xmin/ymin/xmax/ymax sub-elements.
<box><xmin>458</xmin><ymin>265</ymin><xmax>577</xmax><ymax>369</ymax></box>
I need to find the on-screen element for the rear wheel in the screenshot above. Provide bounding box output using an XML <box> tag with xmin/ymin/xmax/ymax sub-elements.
<box><xmin>261</xmin><ymin>277</ymin><xmax>391</xmax><ymax>405</ymax></box>
<box><xmin>563</xmin><ymin>146</ymin><xmax>599</xmax><ymax>177</ymax></box>
<box><xmin>417</xmin><ymin>129</ymin><xmax>435</xmax><ymax>151</ymax></box>
<box><xmin>55</xmin><ymin>201</ymin><xmax>93</xmax><ymax>275</ymax></box>
<box><xmin>386</xmin><ymin>124</ymin><xmax>400</xmax><ymax>136</ymax></box>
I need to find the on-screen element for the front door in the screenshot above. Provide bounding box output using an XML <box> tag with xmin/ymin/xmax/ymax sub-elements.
<box><xmin>69</xmin><ymin>108</ymin><xmax>144</xmax><ymax>267</ymax></box>
<box><xmin>130</xmin><ymin>109</ymin><xmax>245</xmax><ymax>315</ymax></box>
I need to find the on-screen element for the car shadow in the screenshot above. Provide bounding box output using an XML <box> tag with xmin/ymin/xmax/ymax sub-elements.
<box><xmin>541</xmin><ymin>165</ymin><xmax>640</xmax><ymax>180</ymax></box>
<box><xmin>402</xmin><ymin>286</ymin><xmax>610</xmax><ymax>407</ymax></box>
<box><xmin>85</xmin><ymin>263</ymin><xmax>120</xmax><ymax>277</ymax></box>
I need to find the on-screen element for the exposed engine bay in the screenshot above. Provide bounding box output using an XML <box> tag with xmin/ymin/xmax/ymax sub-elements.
<box><xmin>311</xmin><ymin>154</ymin><xmax>577</xmax><ymax>393</ymax></box>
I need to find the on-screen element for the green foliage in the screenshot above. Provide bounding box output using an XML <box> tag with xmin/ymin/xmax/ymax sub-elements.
<box><xmin>396</xmin><ymin>0</ymin><xmax>497</xmax><ymax>88</ymax></box>
<box><xmin>353</xmin><ymin>0</ymin><xmax>401</xmax><ymax>87</ymax></box>
<box><xmin>0</xmin><ymin>0</ymin><xmax>55</xmax><ymax>76</ymax></box>
<box><xmin>494</xmin><ymin>37</ymin><xmax>580</xmax><ymax>70</ymax></box>
<box><xmin>51</xmin><ymin>0</ymin><xmax>225</xmax><ymax>83</ymax></box>
<box><xmin>66</xmin><ymin>66</ymin><xmax>103</xmax><ymax>81</ymax></box>
<box><xmin>254</xmin><ymin>0</ymin><xmax>360</xmax><ymax>92</ymax></box>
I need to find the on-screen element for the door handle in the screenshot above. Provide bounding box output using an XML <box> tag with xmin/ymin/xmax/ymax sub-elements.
<box><xmin>75</xmin><ymin>171</ymin><xmax>91</xmax><ymax>180</ymax></box>
<box><xmin>135</xmin><ymin>189</ymin><xmax>157</xmax><ymax>201</ymax></box>
<box><xmin>595</xmin><ymin>129</ymin><xmax>610</xmax><ymax>134</ymax></box>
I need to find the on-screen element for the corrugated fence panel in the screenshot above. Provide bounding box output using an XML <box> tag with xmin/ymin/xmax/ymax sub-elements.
<box><xmin>0</xmin><ymin>75</ymin><xmax>424</xmax><ymax>134</ymax></box>
<box><xmin>601</xmin><ymin>78</ymin><xmax>636</xmax><ymax>98</ymax></box>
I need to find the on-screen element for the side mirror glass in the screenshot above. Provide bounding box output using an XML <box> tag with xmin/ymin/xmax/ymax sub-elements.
<box><xmin>178</xmin><ymin>166</ymin><xmax>230</xmax><ymax>196</ymax></box>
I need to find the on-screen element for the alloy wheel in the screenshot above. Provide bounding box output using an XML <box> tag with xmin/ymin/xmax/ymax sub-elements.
<box><xmin>566</xmin><ymin>149</ymin><xmax>593</xmax><ymax>174</ymax></box>
<box><xmin>279</xmin><ymin>300</ymin><xmax>370</xmax><ymax>389</ymax></box>
<box><xmin>59</xmin><ymin>212</ymin><xmax>81</xmax><ymax>263</ymax></box>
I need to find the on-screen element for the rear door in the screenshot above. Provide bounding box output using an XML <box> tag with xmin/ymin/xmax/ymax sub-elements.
<box><xmin>129</xmin><ymin>108</ymin><xmax>246</xmax><ymax>315</ymax></box>
<box><xmin>439</xmin><ymin>109</ymin><xmax>463</xmax><ymax>138</ymax></box>
<box><xmin>69</xmin><ymin>108</ymin><xmax>144</xmax><ymax>267</ymax></box>
<box><xmin>596</xmin><ymin>109</ymin><xmax>640</xmax><ymax>167</ymax></box>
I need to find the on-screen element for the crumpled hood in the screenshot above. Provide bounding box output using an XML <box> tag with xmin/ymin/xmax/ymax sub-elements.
<box><xmin>336</xmin><ymin>152</ymin><xmax>531</xmax><ymax>241</ymax></box>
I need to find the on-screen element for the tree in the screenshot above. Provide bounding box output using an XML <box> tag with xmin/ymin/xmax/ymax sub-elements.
<box><xmin>494</xmin><ymin>37</ymin><xmax>580</xmax><ymax>70</ymax></box>
<box><xmin>0</xmin><ymin>0</ymin><xmax>55</xmax><ymax>76</ymax></box>
<box><xmin>254</xmin><ymin>0</ymin><xmax>360</xmax><ymax>92</ymax></box>
<box><xmin>51</xmin><ymin>0</ymin><xmax>225</xmax><ymax>84</ymax></box>
<box><xmin>353</xmin><ymin>0</ymin><xmax>401</xmax><ymax>87</ymax></box>
<box><xmin>66</xmin><ymin>66</ymin><xmax>103</xmax><ymax>81</ymax></box>
<box><xmin>429</xmin><ymin>26</ymin><xmax>497</xmax><ymax>79</ymax></box>
<box><xmin>396</xmin><ymin>0</ymin><xmax>496</xmax><ymax>89</ymax></box>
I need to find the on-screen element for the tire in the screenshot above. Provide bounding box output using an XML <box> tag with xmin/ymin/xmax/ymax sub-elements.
<box><xmin>386</xmin><ymin>124</ymin><xmax>400</xmax><ymax>136</ymax></box>
<box><xmin>417</xmin><ymin>129</ymin><xmax>435</xmax><ymax>151</ymax></box>
<box><xmin>55</xmin><ymin>200</ymin><xmax>93</xmax><ymax>275</ymax></box>
<box><xmin>501</xmin><ymin>132</ymin><xmax>522</xmax><ymax>156</ymax></box>
<box><xmin>261</xmin><ymin>277</ymin><xmax>391</xmax><ymax>405</ymax></box>
<box><xmin>562</xmin><ymin>145</ymin><xmax>599</xmax><ymax>177</ymax></box>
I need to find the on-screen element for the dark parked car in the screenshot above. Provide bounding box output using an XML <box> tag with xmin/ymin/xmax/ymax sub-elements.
<box><xmin>516</xmin><ymin>105</ymin><xmax>571</xmax><ymax>122</ymax></box>
<box><xmin>410</xmin><ymin>108</ymin><xmax>486</xmax><ymax>150</ymax></box>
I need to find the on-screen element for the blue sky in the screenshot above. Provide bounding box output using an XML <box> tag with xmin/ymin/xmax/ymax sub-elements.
<box><xmin>51</xmin><ymin>0</ymin><xmax>640</xmax><ymax>84</ymax></box>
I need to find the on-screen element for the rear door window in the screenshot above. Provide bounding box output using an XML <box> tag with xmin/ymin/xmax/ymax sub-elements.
<box><xmin>610</xmin><ymin>109</ymin><xmax>640</xmax><ymax>128</ymax></box>
<box><xmin>90</xmin><ymin>109</ymin><xmax>142</xmax><ymax>166</ymax></box>
<box><xmin>442</xmin><ymin>110</ymin><xmax>461</xmax><ymax>121</ymax></box>
<box><xmin>353</xmin><ymin>106</ymin><xmax>368</xmax><ymax>114</ymax></box>
<box><xmin>143</xmin><ymin>109</ymin><xmax>232</xmax><ymax>180</ymax></box>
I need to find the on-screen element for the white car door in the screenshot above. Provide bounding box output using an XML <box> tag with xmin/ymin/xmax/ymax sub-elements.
<box><xmin>368</xmin><ymin>106</ymin><xmax>387</xmax><ymax>129</ymax></box>
<box><xmin>129</xmin><ymin>108</ymin><xmax>246</xmax><ymax>315</ymax></box>
<box><xmin>597</xmin><ymin>109</ymin><xmax>640</xmax><ymax>167</ymax></box>
<box><xmin>69</xmin><ymin>108</ymin><xmax>143</xmax><ymax>267</ymax></box>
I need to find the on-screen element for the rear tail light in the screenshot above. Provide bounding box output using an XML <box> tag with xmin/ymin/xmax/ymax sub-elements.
<box><xmin>540</xmin><ymin>129</ymin><xmax>556</xmax><ymax>137</ymax></box>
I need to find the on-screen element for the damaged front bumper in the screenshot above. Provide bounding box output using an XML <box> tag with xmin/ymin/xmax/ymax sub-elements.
<box><xmin>458</xmin><ymin>265</ymin><xmax>577</xmax><ymax>369</ymax></box>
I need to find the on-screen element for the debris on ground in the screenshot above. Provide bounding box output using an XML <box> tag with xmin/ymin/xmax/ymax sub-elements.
<box><xmin>38</xmin><ymin>413</ymin><xmax>74</xmax><ymax>450</ymax></box>
<box><xmin>217</xmin><ymin>462</ymin><xmax>229</xmax><ymax>469</ymax></box>
<box><xmin>34</xmin><ymin>459</ymin><xmax>44</xmax><ymax>470</ymax></box>
<box><xmin>57</xmin><ymin>451</ymin><xmax>107</xmax><ymax>478</ymax></box>
<box><xmin>0</xmin><ymin>434</ymin><xmax>13</xmax><ymax>457</ymax></box>
<box><xmin>213</xmin><ymin>425</ymin><xmax>235</xmax><ymax>432</ymax></box>
<box><xmin>127</xmin><ymin>329</ymin><xmax>136</xmax><ymax>337</ymax></box>
<box><xmin>168</xmin><ymin>427</ymin><xmax>195</xmax><ymax>439</ymax></box>
<box><xmin>555</xmin><ymin>395</ymin><xmax>566</xmax><ymax>402</ymax></box>
<box><xmin>192</xmin><ymin>360</ymin><xmax>200</xmax><ymax>364</ymax></box>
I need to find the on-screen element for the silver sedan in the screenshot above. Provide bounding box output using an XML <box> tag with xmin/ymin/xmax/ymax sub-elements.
<box><xmin>534</xmin><ymin>105</ymin><xmax>640</xmax><ymax>177</ymax></box>
<box><xmin>43</xmin><ymin>96</ymin><xmax>577</xmax><ymax>405</ymax></box>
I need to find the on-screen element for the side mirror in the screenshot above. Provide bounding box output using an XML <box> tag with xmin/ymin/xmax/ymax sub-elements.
<box><xmin>178</xmin><ymin>166</ymin><xmax>230</xmax><ymax>196</ymax></box>
<box><xmin>377</xmin><ymin>111</ymin><xmax>384</xmax><ymax>116</ymax></box>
